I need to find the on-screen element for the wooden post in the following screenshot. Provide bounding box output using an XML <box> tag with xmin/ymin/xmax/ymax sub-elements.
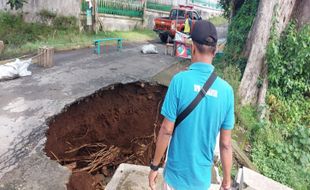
<box><xmin>38</xmin><ymin>47</ymin><xmax>54</xmax><ymax>68</ymax></box>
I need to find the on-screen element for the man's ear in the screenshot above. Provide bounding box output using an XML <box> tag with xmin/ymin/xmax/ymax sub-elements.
<box><xmin>191</xmin><ymin>42</ymin><xmax>196</xmax><ymax>56</ymax></box>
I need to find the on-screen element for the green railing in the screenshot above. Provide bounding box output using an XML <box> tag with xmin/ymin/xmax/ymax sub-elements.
<box><xmin>146</xmin><ymin>2</ymin><xmax>172</xmax><ymax>12</ymax></box>
<box><xmin>192</xmin><ymin>0</ymin><xmax>223</xmax><ymax>11</ymax></box>
<box><xmin>82</xmin><ymin>0</ymin><xmax>144</xmax><ymax>18</ymax></box>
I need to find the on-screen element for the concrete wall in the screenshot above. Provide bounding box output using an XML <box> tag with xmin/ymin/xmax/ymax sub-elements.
<box><xmin>143</xmin><ymin>9</ymin><xmax>170</xmax><ymax>29</ymax></box>
<box><xmin>191</xmin><ymin>3</ymin><xmax>223</xmax><ymax>19</ymax></box>
<box><xmin>91</xmin><ymin>6</ymin><xmax>222</xmax><ymax>32</ymax></box>
<box><xmin>97</xmin><ymin>14</ymin><xmax>144</xmax><ymax>31</ymax></box>
<box><xmin>89</xmin><ymin>9</ymin><xmax>169</xmax><ymax>32</ymax></box>
<box><xmin>0</xmin><ymin>0</ymin><xmax>80</xmax><ymax>22</ymax></box>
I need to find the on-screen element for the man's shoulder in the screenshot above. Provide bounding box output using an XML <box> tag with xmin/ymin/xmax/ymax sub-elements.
<box><xmin>171</xmin><ymin>71</ymin><xmax>234</xmax><ymax>92</ymax></box>
<box><xmin>215</xmin><ymin>76</ymin><xmax>234</xmax><ymax>93</ymax></box>
<box><xmin>171</xmin><ymin>70</ymin><xmax>189</xmax><ymax>83</ymax></box>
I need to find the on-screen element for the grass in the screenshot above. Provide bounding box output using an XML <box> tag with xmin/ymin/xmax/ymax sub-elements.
<box><xmin>208</xmin><ymin>15</ymin><xmax>228</xmax><ymax>26</ymax></box>
<box><xmin>1</xmin><ymin>29</ymin><xmax>157</xmax><ymax>60</ymax></box>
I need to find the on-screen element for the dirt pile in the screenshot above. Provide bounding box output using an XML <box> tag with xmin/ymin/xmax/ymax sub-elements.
<box><xmin>44</xmin><ymin>82</ymin><xmax>167</xmax><ymax>190</ymax></box>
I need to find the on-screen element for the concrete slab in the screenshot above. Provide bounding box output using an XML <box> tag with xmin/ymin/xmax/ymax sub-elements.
<box><xmin>106</xmin><ymin>164</ymin><xmax>221</xmax><ymax>190</ymax></box>
<box><xmin>236</xmin><ymin>167</ymin><xmax>293</xmax><ymax>190</ymax></box>
<box><xmin>0</xmin><ymin>43</ymin><xmax>177</xmax><ymax>189</ymax></box>
<box><xmin>106</xmin><ymin>163</ymin><xmax>164</xmax><ymax>190</ymax></box>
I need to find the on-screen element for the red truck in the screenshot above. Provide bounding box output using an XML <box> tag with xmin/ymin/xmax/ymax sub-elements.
<box><xmin>153</xmin><ymin>5</ymin><xmax>202</xmax><ymax>43</ymax></box>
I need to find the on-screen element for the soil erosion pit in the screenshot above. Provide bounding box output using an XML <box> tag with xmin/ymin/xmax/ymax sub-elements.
<box><xmin>44</xmin><ymin>82</ymin><xmax>167</xmax><ymax>190</ymax></box>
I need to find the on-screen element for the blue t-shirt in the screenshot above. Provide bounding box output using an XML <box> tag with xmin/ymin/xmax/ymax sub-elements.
<box><xmin>161</xmin><ymin>62</ymin><xmax>235</xmax><ymax>190</ymax></box>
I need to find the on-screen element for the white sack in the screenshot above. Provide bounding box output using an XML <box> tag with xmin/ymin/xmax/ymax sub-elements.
<box><xmin>141</xmin><ymin>44</ymin><xmax>158</xmax><ymax>54</ymax></box>
<box><xmin>0</xmin><ymin>58</ymin><xmax>32</xmax><ymax>81</ymax></box>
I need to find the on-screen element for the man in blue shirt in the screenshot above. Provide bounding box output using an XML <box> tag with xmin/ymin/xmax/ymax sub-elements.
<box><xmin>149</xmin><ymin>20</ymin><xmax>234</xmax><ymax>190</ymax></box>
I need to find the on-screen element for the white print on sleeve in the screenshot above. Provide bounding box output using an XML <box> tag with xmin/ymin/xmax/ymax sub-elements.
<box><xmin>194</xmin><ymin>85</ymin><xmax>218</xmax><ymax>98</ymax></box>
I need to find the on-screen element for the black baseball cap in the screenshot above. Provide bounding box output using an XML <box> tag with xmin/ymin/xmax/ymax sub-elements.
<box><xmin>191</xmin><ymin>20</ymin><xmax>218</xmax><ymax>47</ymax></box>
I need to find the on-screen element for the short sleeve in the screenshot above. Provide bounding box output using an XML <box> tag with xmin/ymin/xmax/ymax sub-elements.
<box><xmin>221</xmin><ymin>86</ymin><xmax>235</xmax><ymax>130</ymax></box>
<box><xmin>161</xmin><ymin>76</ymin><xmax>179</xmax><ymax>123</ymax></box>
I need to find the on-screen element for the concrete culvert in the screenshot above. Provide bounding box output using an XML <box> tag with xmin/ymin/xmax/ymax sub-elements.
<box><xmin>44</xmin><ymin>82</ymin><xmax>167</xmax><ymax>190</ymax></box>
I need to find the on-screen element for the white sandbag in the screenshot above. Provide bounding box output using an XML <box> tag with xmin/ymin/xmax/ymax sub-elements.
<box><xmin>0</xmin><ymin>58</ymin><xmax>32</xmax><ymax>81</ymax></box>
<box><xmin>141</xmin><ymin>44</ymin><xmax>158</xmax><ymax>54</ymax></box>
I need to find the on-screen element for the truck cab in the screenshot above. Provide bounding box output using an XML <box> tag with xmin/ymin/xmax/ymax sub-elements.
<box><xmin>153</xmin><ymin>5</ymin><xmax>202</xmax><ymax>42</ymax></box>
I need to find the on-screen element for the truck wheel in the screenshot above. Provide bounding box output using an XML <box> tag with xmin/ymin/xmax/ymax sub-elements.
<box><xmin>159</xmin><ymin>33</ymin><xmax>168</xmax><ymax>43</ymax></box>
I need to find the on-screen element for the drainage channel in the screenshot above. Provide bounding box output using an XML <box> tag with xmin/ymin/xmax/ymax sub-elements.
<box><xmin>44</xmin><ymin>82</ymin><xmax>167</xmax><ymax>190</ymax></box>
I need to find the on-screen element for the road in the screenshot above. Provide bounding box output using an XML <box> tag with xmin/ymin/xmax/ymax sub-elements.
<box><xmin>0</xmin><ymin>43</ymin><xmax>177</xmax><ymax>190</ymax></box>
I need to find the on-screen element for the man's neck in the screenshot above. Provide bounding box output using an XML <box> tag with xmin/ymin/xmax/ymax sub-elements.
<box><xmin>192</xmin><ymin>56</ymin><xmax>213</xmax><ymax>65</ymax></box>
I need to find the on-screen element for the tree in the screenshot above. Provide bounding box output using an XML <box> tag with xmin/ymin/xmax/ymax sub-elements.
<box><xmin>238</xmin><ymin>0</ymin><xmax>303</xmax><ymax>106</ymax></box>
<box><xmin>6</xmin><ymin>0</ymin><xmax>27</xmax><ymax>10</ymax></box>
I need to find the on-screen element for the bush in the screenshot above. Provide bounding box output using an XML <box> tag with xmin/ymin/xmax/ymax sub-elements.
<box><xmin>267</xmin><ymin>23</ymin><xmax>310</xmax><ymax>98</ymax></box>
<box><xmin>0</xmin><ymin>11</ymin><xmax>78</xmax><ymax>47</ymax></box>
<box><xmin>52</xmin><ymin>16</ymin><xmax>77</xmax><ymax>30</ymax></box>
<box><xmin>220</xmin><ymin>2</ymin><xmax>310</xmax><ymax>188</ymax></box>
<box><xmin>0</xmin><ymin>12</ymin><xmax>51</xmax><ymax>46</ymax></box>
<box><xmin>37</xmin><ymin>9</ymin><xmax>57</xmax><ymax>25</ymax></box>
<box><xmin>249</xmin><ymin>22</ymin><xmax>310</xmax><ymax>190</ymax></box>
<box><xmin>252</xmin><ymin>124</ymin><xmax>310</xmax><ymax>189</ymax></box>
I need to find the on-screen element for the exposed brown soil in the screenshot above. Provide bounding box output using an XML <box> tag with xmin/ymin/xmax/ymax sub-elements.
<box><xmin>44</xmin><ymin>82</ymin><xmax>167</xmax><ymax>190</ymax></box>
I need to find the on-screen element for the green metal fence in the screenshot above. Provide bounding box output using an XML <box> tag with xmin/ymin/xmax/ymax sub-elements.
<box><xmin>146</xmin><ymin>1</ymin><xmax>172</xmax><ymax>12</ymax></box>
<box><xmin>81</xmin><ymin>0</ymin><xmax>144</xmax><ymax>18</ymax></box>
<box><xmin>192</xmin><ymin>0</ymin><xmax>223</xmax><ymax>11</ymax></box>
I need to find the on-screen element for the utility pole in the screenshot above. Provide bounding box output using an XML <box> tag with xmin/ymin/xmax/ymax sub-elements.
<box><xmin>92</xmin><ymin>0</ymin><xmax>98</xmax><ymax>33</ymax></box>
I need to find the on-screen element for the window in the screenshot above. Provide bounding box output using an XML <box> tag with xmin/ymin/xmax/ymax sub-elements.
<box><xmin>170</xmin><ymin>9</ymin><xmax>186</xmax><ymax>19</ymax></box>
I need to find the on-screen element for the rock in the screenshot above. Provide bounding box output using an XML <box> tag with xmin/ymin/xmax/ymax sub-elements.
<box><xmin>0</xmin><ymin>41</ymin><xmax>4</xmax><ymax>54</ymax></box>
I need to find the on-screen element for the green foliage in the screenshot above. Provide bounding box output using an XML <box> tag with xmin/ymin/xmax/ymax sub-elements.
<box><xmin>220</xmin><ymin>1</ymin><xmax>309</xmax><ymax>189</ymax></box>
<box><xmin>0</xmin><ymin>11</ymin><xmax>78</xmax><ymax>47</ymax></box>
<box><xmin>219</xmin><ymin>0</ymin><xmax>246</xmax><ymax>19</ymax></box>
<box><xmin>267</xmin><ymin>23</ymin><xmax>310</xmax><ymax>98</ymax></box>
<box><xmin>213</xmin><ymin>55</ymin><xmax>241</xmax><ymax>93</ymax></box>
<box><xmin>52</xmin><ymin>16</ymin><xmax>77</xmax><ymax>30</ymax></box>
<box><xmin>219</xmin><ymin>0</ymin><xmax>231</xmax><ymax>19</ymax></box>
<box><xmin>1</xmin><ymin>27</ymin><xmax>156</xmax><ymax>60</ymax></box>
<box><xmin>37</xmin><ymin>9</ymin><xmax>57</xmax><ymax>25</ymax></box>
<box><xmin>6</xmin><ymin>0</ymin><xmax>27</xmax><ymax>10</ymax></box>
<box><xmin>37</xmin><ymin>10</ymin><xmax>77</xmax><ymax>29</ymax></box>
<box><xmin>0</xmin><ymin>12</ymin><xmax>52</xmax><ymax>46</ymax></box>
<box><xmin>249</xmin><ymin>22</ymin><xmax>310</xmax><ymax>190</ymax></box>
<box><xmin>223</xmin><ymin>0</ymin><xmax>259</xmax><ymax>75</ymax></box>
<box><xmin>252</xmin><ymin>124</ymin><xmax>310</xmax><ymax>189</ymax></box>
<box><xmin>267</xmin><ymin>94</ymin><xmax>310</xmax><ymax>127</ymax></box>
<box><xmin>237</xmin><ymin>106</ymin><xmax>259</xmax><ymax>133</ymax></box>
